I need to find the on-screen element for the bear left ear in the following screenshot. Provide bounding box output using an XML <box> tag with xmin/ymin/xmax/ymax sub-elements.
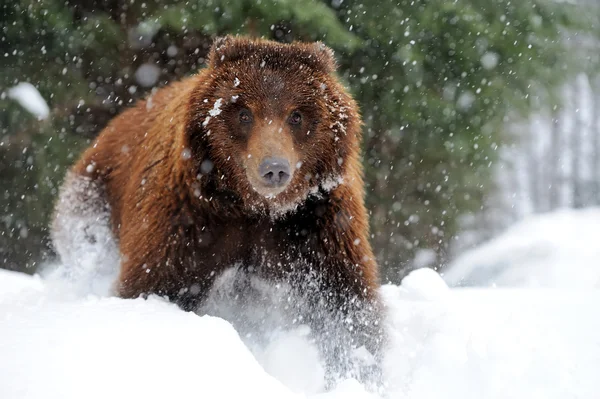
<box><xmin>208</xmin><ymin>35</ymin><xmax>244</xmax><ymax>69</ymax></box>
<box><xmin>310</xmin><ymin>41</ymin><xmax>338</xmax><ymax>74</ymax></box>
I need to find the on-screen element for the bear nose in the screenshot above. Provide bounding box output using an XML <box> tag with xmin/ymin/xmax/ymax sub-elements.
<box><xmin>259</xmin><ymin>157</ymin><xmax>291</xmax><ymax>187</ymax></box>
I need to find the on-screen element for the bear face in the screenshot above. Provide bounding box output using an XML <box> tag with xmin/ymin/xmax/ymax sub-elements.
<box><xmin>186</xmin><ymin>36</ymin><xmax>362</xmax><ymax>217</ymax></box>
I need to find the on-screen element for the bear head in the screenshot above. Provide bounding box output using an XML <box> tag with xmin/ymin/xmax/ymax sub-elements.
<box><xmin>186</xmin><ymin>36</ymin><xmax>362</xmax><ymax>217</ymax></box>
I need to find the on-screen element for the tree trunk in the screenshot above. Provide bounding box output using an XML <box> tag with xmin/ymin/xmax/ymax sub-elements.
<box><xmin>572</xmin><ymin>82</ymin><xmax>584</xmax><ymax>208</ymax></box>
<box><xmin>527</xmin><ymin>117</ymin><xmax>540</xmax><ymax>213</ymax></box>
<box><xmin>549</xmin><ymin>106</ymin><xmax>561</xmax><ymax>211</ymax></box>
<box><xmin>591</xmin><ymin>77</ymin><xmax>600</xmax><ymax>205</ymax></box>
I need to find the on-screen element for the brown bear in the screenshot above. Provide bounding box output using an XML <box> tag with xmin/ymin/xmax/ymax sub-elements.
<box><xmin>52</xmin><ymin>36</ymin><xmax>384</xmax><ymax>385</ymax></box>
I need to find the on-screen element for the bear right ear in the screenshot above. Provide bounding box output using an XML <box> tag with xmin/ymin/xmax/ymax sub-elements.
<box><xmin>309</xmin><ymin>41</ymin><xmax>338</xmax><ymax>74</ymax></box>
<box><xmin>208</xmin><ymin>35</ymin><xmax>248</xmax><ymax>69</ymax></box>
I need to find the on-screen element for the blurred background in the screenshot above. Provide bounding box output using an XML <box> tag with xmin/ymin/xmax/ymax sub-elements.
<box><xmin>1</xmin><ymin>0</ymin><xmax>600</xmax><ymax>284</ymax></box>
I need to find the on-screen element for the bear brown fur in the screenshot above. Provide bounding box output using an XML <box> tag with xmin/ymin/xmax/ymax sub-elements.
<box><xmin>52</xmin><ymin>36</ymin><xmax>384</xmax><ymax>381</ymax></box>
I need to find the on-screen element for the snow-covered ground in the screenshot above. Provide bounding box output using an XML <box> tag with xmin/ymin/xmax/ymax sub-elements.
<box><xmin>1</xmin><ymin>209</ymin><xmax>599</xmax><ymax>398</ymax></box>
<box><xmin>0</xmin><ymin>271</ymin><xmax>598</xmax><ymax>398</ymax></box>
<box><xmin>445</xmin><ymin>208</ymin><xmax>600</xmax><ymax>288</ymax></box>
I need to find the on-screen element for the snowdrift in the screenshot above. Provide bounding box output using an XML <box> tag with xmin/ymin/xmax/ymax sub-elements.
<box><xmin>1</xmin><ymin>266</ymin><xmax>598</xmax><ymax>399</ymax></box>
<box><xmin>445</xmin><ymin>208</ymin><xmax>600</xmax><ymax>288</ymax></box>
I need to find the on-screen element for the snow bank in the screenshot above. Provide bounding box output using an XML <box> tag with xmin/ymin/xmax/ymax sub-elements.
<box><xmin>0</xmin><ymin>290</ymin><xmax>291</xmax><ymax>398</ymax></box>
<box><xmin>382</xmin><ymin>277</ymin><xmax>600</xmax><ymax>398</ymax></box>
<box><xmin>445</xmin><ymin>208</ymin><xmax>600</xmax><ymax>288</ymax></box>
<box><xmin>7</xmin><ymin>82</ymin><xmax>50</xmax><ymax>120</ymax></box>
<box><xmin>1</xmin><ymin>266</ymin><xmax>598</xmax><ymax>399</ymax></box>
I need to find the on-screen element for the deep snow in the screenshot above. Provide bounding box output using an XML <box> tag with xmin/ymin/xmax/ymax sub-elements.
<box><xmin>2</xmin><ymin>209</ymin><xmax>600</xmax><ymax>398</ymax></box>
<box><xmin>1</xmin><ymin>264</ymin><xmax>598</xmax><ymax>398</ymax></box>
<box><xmin>445</xmin><ymin>208</ymin><xmax>600</xmax><ymax>288</ymax></box>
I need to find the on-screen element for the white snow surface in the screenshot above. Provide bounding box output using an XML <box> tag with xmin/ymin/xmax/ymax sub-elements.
<box><xmin>7</xmin><ymin>82</ymin><xmax>50</xmax><ymax>120</ymax></box>
<box><xmin>445</xmin><ymin>208</ymin><xmax>600</xmax><ymax>288</ymax></box>
<box><xmin>1</xmin><ymin>263</ymin><xmax>598</xmax><ymax>399</ymax></box>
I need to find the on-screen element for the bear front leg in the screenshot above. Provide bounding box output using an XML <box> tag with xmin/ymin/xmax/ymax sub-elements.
<box><xmin>304</xmin><ymin>190</ymin><xmax>386</xmax><ymax>390</ymax></box>
<box><xmin>116</xmin><ymin>237</ymin><xmax>216</xmax><ymax>311</ymax></box>
<box><xmin>307</xmin><ymin>261</ymin><xmax>385</xmax><ymax>391</ymax></box>
<box><xmin>116</xmin><ymin>197</ymin><xmax>221</xmax><ymax>312</ymax></box>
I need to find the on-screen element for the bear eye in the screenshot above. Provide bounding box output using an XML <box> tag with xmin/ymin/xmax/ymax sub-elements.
<box><xmin>239</xmin><ymin>109</ymin><xmax>253</xmax><ymax>123</ymax></box>
<box><xmin>288</xmin><ymin>111</ymin><xmax>302</xmax><ymax>125</ymax></box>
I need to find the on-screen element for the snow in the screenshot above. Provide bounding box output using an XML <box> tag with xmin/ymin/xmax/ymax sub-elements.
<box><xmin>208</xmin><ymin>97</ymin><xmax>224</xmax><ymax>117</ymax></box>
<box><xmin>382</xmin><ymin>284</ymin><xmax>599</xmax><ymax>399</ymax></box>
<box><xmin>411</xmin><ymin>248</ymin><xmax>437</xmax><ymax>269</ymax></box>
<box><xmin>50</xmin><ymin>173</ymin><xmax>120</xmax><ymax>298</ymax></box>
<box><xmin>396</xmin><ymin>267</ymin><xmax>450</xmax><ymax>301</ymax></box>
<box><xmin>456</xmin><ymin>90</ymin><xmax>475</xmax><ymax>110</ymax></box>
<box><xmin>166</xmin><ymin>45</ymin><xmax>178</xmax><ymax>58</ymax></box>
<box><xmin>7</xmin><ymin>82</ymin><xmax>50</xmax><ymax>120</ymax></box>
<box><xmin>134</xmin><ymin>63</ymin><xmax>161</xmax><ymax>87</ymax></box>
<box><xmin>445</xmin><ymin>208</ymin><xmax>600</xmax><ymax>288</ymax></box>
<box><xmin>480</xmin><ymin>52</ymin><xmax>500</xmax><ymax>70</ymax></box>
<box><xmin>202</xmin><ymin>98</ymin><xmax>224</xmax><ymax>127</ymax></box>
<box><xmin>0</xmin><ymin>272</ymin><xmax>292</xmax><ymax>399</ymax></box>
<box><xmin>1</xmin><ymin>255</ymin><xmax>599</xmax><ymax>398</ymax></box>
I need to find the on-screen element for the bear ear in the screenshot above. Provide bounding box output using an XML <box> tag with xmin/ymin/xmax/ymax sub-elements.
<box><xmin>309</xmin><ymin>41</ymin><xmax>338</xmax><ymax>74</ymax></box>
<box><xmin>208</xmin><ymin>35</ymin><xmax>247</xmax><ymax>69</ymax></box>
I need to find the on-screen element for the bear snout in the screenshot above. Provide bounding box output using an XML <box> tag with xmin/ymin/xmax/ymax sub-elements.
<box><xmin>259</xmin><ymin>157</ymin><xmax>291</xmax><ymax>188</ymax></box>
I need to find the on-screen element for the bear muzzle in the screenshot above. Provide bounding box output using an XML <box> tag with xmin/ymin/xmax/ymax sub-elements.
<box><xmin>244</xmin><ymin>123</ymin><xmax>298</xmax><ymax>198</ymax></box>
<box><xmin>259</xmin><ymin>157</ymin><xmax>291</xmax><ymax>188</ymax></box>
<box><xmin>248</xmin><ymin>156</ymin><xmax>294</xmax><ymax>197</ymax></box>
